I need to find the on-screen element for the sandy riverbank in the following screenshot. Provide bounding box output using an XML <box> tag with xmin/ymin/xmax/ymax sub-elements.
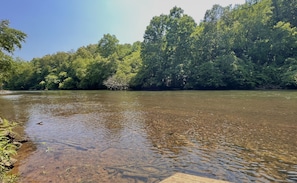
<box><xmin>0</xmin><ymin>90</ymin><xmax>13</xmax><ymax>95</ymax></box>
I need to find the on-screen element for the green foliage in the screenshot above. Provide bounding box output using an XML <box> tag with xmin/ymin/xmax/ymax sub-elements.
<box><xmin>272</xmin><ymin>0</ymin><xmax>297</xmax><ymax>27</ymax></box>
<box><xmin>281</xmin><ymin>58</ymin><xmax>297</xmax><ymax>88</ymax></box>
<box><xmin>0</xmin><ymin>52</ymin><xmax>13</xmax><ymax>87</ymax></box>
<box><xmin>4</xmin><ymin>59</ymin><xmax>34</xmax><ymax>90</ymax></box>
<box><xmin>0</xmin><ymin>20</ymin><xmax>26</xmax><ymax>87</ymax></box>
<box><xmin>0</xmin><ymin>118</ymin><xmax>18</xmax><ymax>183</ymax></box>
<box><xmin>4</xmin><ymin>0</ymin><xmax>297</xmax><ymax>90</ymax></box>
<box><xmin>136</xmin><ymin>7</ymin><xmax>196</xmax><ymax>89</ymax></box>
<box><xmin>134</xmin><ymin>1</ymin><xmax>297</xmax><ymax>89</ymax></box>
<box><xmin>113</xmin><ymin>44</ymin><xmax>142</xmax><ymax>89</ymax></box>
<box><xmin>3</xmin><ymin>31</ymin><xmax>144</xmax><ymax>90</ymax></box>
<box><xmin>82</xmin><ymin>57</ymin><xmax>116</xmax><ymax>89</ymax></box>
<box><xmin>98</xmin><ymin>34</ymin><xmax>119</xmax><ymax>58</ymax></box>
<box><xmin>45</xmin><ymin>73</ymin><xmax>59</xmax><ymax>90</ymax></box>
<box><xmin>0</xmin><ymin>20</ymin><xmax>26</xmax><ymax>54</ymax></box>
<box><xmin>59</xmin><ymin>77</ymin><xmax>75</xmax><ymax>90</ymax></box>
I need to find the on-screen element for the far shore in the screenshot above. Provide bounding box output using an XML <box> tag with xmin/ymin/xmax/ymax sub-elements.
<box><xmin>0</xmin><ymin>90</ymin><xmax>13</xmax><ymax>95</ymax></box>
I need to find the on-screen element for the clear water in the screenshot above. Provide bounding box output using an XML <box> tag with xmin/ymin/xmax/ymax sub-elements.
<box><xmin>0</xmin><ymin>90</ymin><xmax>296</xmax><ymax>182</ymax></box>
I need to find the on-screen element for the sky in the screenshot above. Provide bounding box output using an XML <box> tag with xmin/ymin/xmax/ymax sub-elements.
<box><xmin>0</xmin><ymin>0</ymin><xmax>245</xmax><ymax>61</ymax></box>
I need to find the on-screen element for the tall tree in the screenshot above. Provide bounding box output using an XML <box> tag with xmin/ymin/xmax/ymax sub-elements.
<box><xmin>137</xmin><ymin>7</ymin><xmax>196</xmax><ymax>89</ymax></box>
<box><xmin>165</xmin><ymin>7</ymin><xmax>196</xmax><ymax>88</ymax></box>
<box><xmin>98</xmin><ymin>34</ymin><xmax>119</xmax><ymax>58</ymax></box>
<box><xmin>139</xmin><ymin>14</ymin><xmax>168</xmax><ymax>88</ymax></box>
<box><xmin>0</xmin><ymin>20</ymin><xmax>26</xmax><ymax>87</ymax></box>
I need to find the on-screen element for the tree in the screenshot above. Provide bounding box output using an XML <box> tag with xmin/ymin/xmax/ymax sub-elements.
<box><xmin>0</xmin><ymin>52</ymin><xmax>12</xmax><ymax>87</ymax></box>
<box><xmin>203</xmin><ymin>4</ymin><xmax>226</xmax><ymax>23</ymax></box>
<box><xmin>4</xmin><ymin>2</ymin><xmax>297</xmax><ymax>90</ymax></box>
<box><xmin>110</xmin><ymin>44</ymin><xmax>142</xmax><ymax>89</ymax></box>
<box><xmin>165</xmin><ymin>7</ymin><xmax>196</xmax><ymax>88</ymax></box>
<box><xmin>272</xmin><ymin>0</ymin><xmax>297</xmax><ymax>27</ymax></box>
<box><xmin>44</xmin><ymin>73</ymin><xmax>59</xmax><ymax>90</ymax></box>
<box><xmin>0</xmin><ymin>20</ymin><xmax>26</xmax><ymax>54</ymax></box>
<box><xmin>139</xmin><ymin>14</ymin><xmax>168</xmax><ymax>89</ymax></box>
<box><xmin>281</xmin><ymin>58</ymin><xmax>297</xmax><ymax>88</ymax></box>
<box><xmin>98</xmin><ymin>34</ymin><xmax>119</xmax><ymax>58</ymax></box>
<box><xmin>137</xmin><ymin>7</ymin><xmax>196</xmax><ymax>89</ymax></box>
<box><xmin>82</xmin><ymin>56</ymin><xmax>117</xmax><ymax>89</ymax></box>
<box><xmin>0</xmin><ymin>20</ymin><xmax>26</xmax><ymax>87</ymax></box>
<box><xmin>4</xmin><ymin>58</ymin><xmax>34</xmax><ymax>90</ymax></box>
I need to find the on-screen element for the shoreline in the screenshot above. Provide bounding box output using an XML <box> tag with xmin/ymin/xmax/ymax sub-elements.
<box><xmin>0</xmin><ymin>117</ymin><xmax>29</xmax><ymax>181</ymax></box>
<box><xmin>0</xmin><ymin>90</ymin><xmax>13</xmax><ymax>95</ymax></box>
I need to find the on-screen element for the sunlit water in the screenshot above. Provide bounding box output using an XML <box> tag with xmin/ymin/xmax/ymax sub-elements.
<box><xmin>0</xmin><ymin>90</ymin><xmax>297</xmax><ymax>182</ymax></box>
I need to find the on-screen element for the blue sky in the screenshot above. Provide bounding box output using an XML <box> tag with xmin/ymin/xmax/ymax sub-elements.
<box><xmin>0</xmin><ymin>0</ymin><xmax>245</xmax><ymax>61</ymax></box>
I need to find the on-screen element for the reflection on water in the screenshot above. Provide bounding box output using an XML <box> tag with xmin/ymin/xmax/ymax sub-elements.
<box><xmin>0</xmin><ymin>90</ymin><xmax>297</xmax><ymax>182</ymax></box>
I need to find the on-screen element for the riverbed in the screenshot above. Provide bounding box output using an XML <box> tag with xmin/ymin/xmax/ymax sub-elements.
<box><xmin>0</xmin><ymin>90</ymin><xmax>296</xmax><ymax>182</ymax></box>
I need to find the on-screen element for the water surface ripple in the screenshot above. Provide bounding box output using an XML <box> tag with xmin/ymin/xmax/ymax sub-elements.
<box><xmin>0</xmin><ymin>90</ymin><xmax>296</xmax><ymax>182</ymax></box>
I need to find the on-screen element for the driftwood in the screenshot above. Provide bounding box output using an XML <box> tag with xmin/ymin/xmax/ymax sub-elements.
<box><xmin>103</xmin><ymin>75</ymin><xmax>128</xmax><ymax>90</ymax></box>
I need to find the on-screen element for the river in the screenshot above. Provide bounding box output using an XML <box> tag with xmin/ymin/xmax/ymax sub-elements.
<box><xmin>0</xmin><ymin>90</ymin><xmax>296</xmax><ymax>182</ymax></box>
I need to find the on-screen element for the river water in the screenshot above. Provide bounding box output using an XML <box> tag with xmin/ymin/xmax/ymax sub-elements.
<box><xmin>0</xmin><ymin>90</ymin><xmax>296</xmax><ymax>182</ymax></box>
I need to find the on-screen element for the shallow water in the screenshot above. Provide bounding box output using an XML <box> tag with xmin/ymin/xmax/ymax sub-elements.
<box><xmin>0</xmin><ymin>90</ymin><xmax>296</xmax><ymax>182</ymax></box>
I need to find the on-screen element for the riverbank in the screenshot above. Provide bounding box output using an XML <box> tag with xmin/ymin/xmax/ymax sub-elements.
<box><xmin>0</xmin><ymin>117</ymin><xmax>28</xmax><ymax>182</ymax></box>
<box><xmin>0</xmin><ymin>90</ymin><xmax>13</xmax><ymax>95</ymax></box>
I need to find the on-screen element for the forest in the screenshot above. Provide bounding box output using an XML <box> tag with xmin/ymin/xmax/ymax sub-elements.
<box><xmin>1</xmin><ymin>0</ymin><xmax>297</xmax><ymax>90</ymax></box>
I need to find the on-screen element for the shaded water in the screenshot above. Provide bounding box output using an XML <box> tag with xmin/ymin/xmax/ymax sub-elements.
<box><xmin>0</xmin><ymin>90</ymin><xmax>297</xmax><ymax>182</ymax></box>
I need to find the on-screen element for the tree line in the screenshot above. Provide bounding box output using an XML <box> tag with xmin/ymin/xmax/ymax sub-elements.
<box><xmin>1</xmin><ymin>0</ymin><xmax>297</xmax><ymax>90</ymax></box>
